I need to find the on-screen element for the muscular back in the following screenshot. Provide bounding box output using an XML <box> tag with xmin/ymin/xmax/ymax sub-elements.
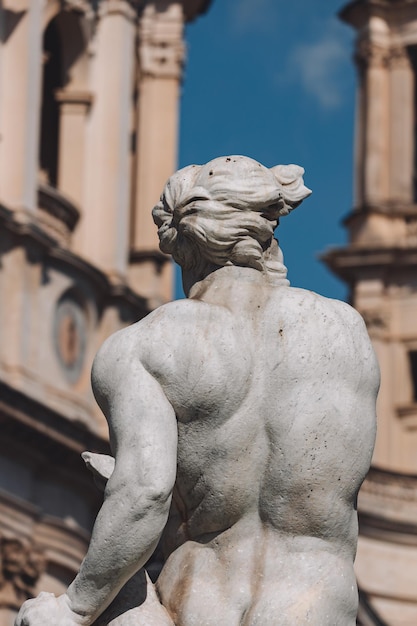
<box><xmin>95</xmin><ymin>280</ymin><xmax>378</xmax><ymax>625</ymax></box>
<box><xmin>136</xmin><ymin>284</ymin><xmax>378</xmax><ymax>552</ymax></box>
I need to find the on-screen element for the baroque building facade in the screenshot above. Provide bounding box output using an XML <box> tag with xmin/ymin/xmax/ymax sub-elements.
<box><xmin>324</xmin><ymin>1</ymin><xmax>417</xmax><ymax>624</ymax></box>
<box><xmin>0</xmin><ymin>1</ymin><xmax>210</xmax><ymax>623</ymax></box>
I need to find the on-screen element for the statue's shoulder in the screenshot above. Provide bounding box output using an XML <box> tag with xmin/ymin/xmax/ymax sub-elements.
<box><xmin>94</xmin><ymin>298</ymin><xmax>233</xmax><ymax>373</ymax></box>
<box><xmin>286</xmin><ymin>287</ymin><xmax>366</xmax><ymax>330</ymax></box>
<box><xmin>141</xmin><ymin>298</ymin><xmax>233</xmax><ymax>337</ymax></box>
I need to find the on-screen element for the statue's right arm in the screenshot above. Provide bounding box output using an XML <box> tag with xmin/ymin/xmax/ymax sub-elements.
<box><xmin>15</xmin><ymin>328</ymin><xmax>178</xmax><ymax>626</ymax></box>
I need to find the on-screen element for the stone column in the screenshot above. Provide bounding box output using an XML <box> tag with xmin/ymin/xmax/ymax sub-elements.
<box><xmin>353</xmin><ymin>62</ymin><xmax>366</xmax><ymax>209</ymax></box>
<box><xmin>0</xmin><ymin>0</ymin><xmax>44</xmax><ymax>212</ymax></box>
<box><xmin>388</xmin><ymin>46</ymin><xmax>414</xmax><ymax>204</ymax></box>
<box><xmin>129</xmin><ymin>2</ymin><xmax>185</xmax><ymax>304</ymax></box>
<box><xmin>355</xmin><ymin>40</ymin><xmax>390</xmax><ymax>207</ymax></box>
<box><xmin>78</xmin><ymin>0</ymin><xmax>135</xmax><ymax>280</ymax></box>
<box><xmin>56</xmin><ymin>90</ymin><xmax>93</xmax><ymax>208</ymax></box>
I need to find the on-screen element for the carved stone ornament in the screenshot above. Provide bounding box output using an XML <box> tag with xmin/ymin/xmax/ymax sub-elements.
<box><xmin>0</xmin><ymin>536</ymin><xmax>45</xmax><ymax>607</ymax></box>
<box><xmin>138</xmin><ymin>4</ymin><xmax>185</xmax><ymax>79</ymax></box>
<box><xmin>63</xmin><ymin>0</ymin><xmax>88</xmax><ymax>10</ymax></box>
<box><xmin>355</xmin><ymin>39</ymin><xmax>390</xmax><ymax>69</ymax></box>
<box><xmin>62</xmin><ymin>0</ymin><xmax>95</xmax><ymax>20</ymax></box>
<box><xmin>98</xmin><ymin>0</ymin><xmax>136</xmax><ymax>20</ymax></box>
<box><xmin>358</xmin><ymin>308</ymin><xmax>389</xmax><ymax>336</ymax></box>
<box><xmin>387</xmin><ymin>45</ymin><xmax>411</xmax><ymax>70</ymax></box>
<box><xmin>53</xmin><ymin>295</ymin><xmax>88</xmax><ymax>384</ymax></box>
<box><xmin>406</xmin><ymin>217</ymin><xmax>417</xmax><ymax>243</ymax></box>
<box><xmin>15</xmin><ymin>157</ymin><xmax>379</xmax><ymax>626</ymax></box>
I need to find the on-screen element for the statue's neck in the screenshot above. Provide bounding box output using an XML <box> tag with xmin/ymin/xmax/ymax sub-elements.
<box><xmin>185</xmin><ymin>264</ymin><xmax>289</xmax><ymax>305</ymax></box>
<box><xmin>182</xmin><ymin>238</ymin><xmax>289</xmax><ymax>299</ymax></box>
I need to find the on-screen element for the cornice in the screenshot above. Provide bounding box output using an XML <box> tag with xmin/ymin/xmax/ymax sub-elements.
<box><xmin>181</xmin><ymin>0</ymin><xmax>213</xmax><ymax>23</ymax></box>
<box><xmin>343</xmin><ymin>203</ymin><xmax>417</xmax><ymax>223</ymax></box>
<box><xmin>357</xmin><ymin>589</ymin><xmax>389</xmax><ymax>626</ymax></box>
<box><xmin>341</xmin><ymin>0</ymin><xmax>417</xmax><ymax>29</ymax></box>
<box><xmin>323</xmin><ymin>243</ymin><xmax>417</xmax><ymax>271</ymax></box>
<box><xmin>0</xmin><ymin>380</ymin><xmax>109</xmax><ymax>458</ymax></box>
<box><xmin>129</xmin><ymin>248</ymin><xmax>170</xmax><ymax>268</ymax></box>
<box><xmin>358</xmin><ymin>466</ymin><xmax>417</xmax><ymax>545</ymax></box>
<box><xmin>322</xmin><ymin>204</ymin><xmax>417</xmax><ymax>281</ymax></box>
<box><xmin>0</xmin><ymin>204</ymin><xmax>149</xmax><ymax>317</ymax></box>
<box><xmin>37</xmin><ymin>184</ymin><xmax>80</xmax><ymax>233</ymax></box>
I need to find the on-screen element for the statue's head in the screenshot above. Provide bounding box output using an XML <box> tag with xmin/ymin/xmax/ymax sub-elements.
<box><xmin>152</xmin><ymin>155</ymin><xmax>311</xmax><ymax>279</ymax></box>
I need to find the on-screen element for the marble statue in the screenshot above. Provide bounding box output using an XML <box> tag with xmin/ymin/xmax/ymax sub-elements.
<box><xmin>15</xmin><ymin>156</ymin><xmax>379</xmax><ymax>626</ymax></box>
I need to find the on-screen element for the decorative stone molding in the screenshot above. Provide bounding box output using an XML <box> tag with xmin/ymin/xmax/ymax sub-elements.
<box><xmin>37</xmin><ymin>183</ymin><xmax>80</xmax><ymax>244</ymax></box>
<box><xmin>55</xmin><ymin>89</ymin><xmax>94</xmax><ymax>115</ymax></box>
<box><xmin>322</xmin><ymin>244</ymin><xmax>417</xmax><ymax>286</ymax></box>
<box><xmin>397</xmin><ymin>404</ymin><xmax>417</xmax><ymax>430</ymax></box>
<box><xmin>357</xmin><ymin>589</ymin><xmax>387</xmax><ymax>626</ymax></box>
<box><xmin>63</xmin><ymin>0</ymin><xmax>94</xmax><ymax>15</ymax></box>
<box><xmin>361</xmin><ymin>467</ymin><xmax>417</xmax><ymax>503</ymax></box>
<box><xmin>138</xmin><ymin>4</ymin><xmax>185</xmax><ymax>79</ymax></box>
<box><xmin>406</xmin><ymin>217</ymin><xmax>417</xmax><ymax>243</ymax></box>
<box><xmin>355</xmin><ymin>39</ymin><xmax>390</xmax><ymax>69</ymax></box>
<box><xmin>129</xmin><ymin>249</ymin><xmax>171</xmax><ymax>271</ymax></box>
<box><xmin>358</xmin><ymin>467</ymin><xmax>417</xmax><ymax>545</ymax></box>
<box><xmin>98</xmin><ymin>0</ymin><xmax>136</xmax><ymax>21</ymax></box>
<box><xmin>0</xmin><ymin>207</ymin><xmax>148</xmax><ymax>319</ymax></box>
<box><xmin>0</xmin><ymin>536</ymin><xmax>45</xmax><ymax>608</ymax></box>
<box><xmin>358</xmin><ymin>308</ymin><xmax>389</xmax><ymax>337</ymax></box>
<box><xmin>387</xmin><ymin>45</ymin><xmax>411</xmax><ymax>70</ymax></box>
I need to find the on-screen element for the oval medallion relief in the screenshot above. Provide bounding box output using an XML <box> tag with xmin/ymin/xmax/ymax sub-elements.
<box><xmin>54</xmin><ymin>295</ymin><xmax>87</xmax><ymax>384</ymax></box>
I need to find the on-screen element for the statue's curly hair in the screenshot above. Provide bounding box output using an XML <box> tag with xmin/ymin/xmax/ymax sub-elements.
<box><xmin>152</xmin><ymin>156</ymin><xmax>311</xmax><ymax>275</ymax></box>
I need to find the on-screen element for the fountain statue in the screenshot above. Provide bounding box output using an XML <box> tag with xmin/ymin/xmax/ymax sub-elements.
<box><xmin>15</xmin><ymin>156</ymin><xmax>379</xmax><ymax>625</ymax></box>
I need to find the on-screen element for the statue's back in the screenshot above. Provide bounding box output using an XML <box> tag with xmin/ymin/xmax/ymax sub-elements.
<box><xmin>155</xmin><ymin>284</ymin><xmax>379</xmax><ymax>625</ymax></box>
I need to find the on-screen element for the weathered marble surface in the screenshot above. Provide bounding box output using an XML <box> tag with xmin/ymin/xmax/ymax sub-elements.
<box><xmin>15</xmin><ymin>156</ymin><xmax>379</xmax><ymax>625</ymax></box>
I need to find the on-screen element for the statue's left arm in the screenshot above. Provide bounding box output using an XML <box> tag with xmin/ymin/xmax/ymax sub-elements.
<box><xmin>15</xmin><ymin>330</ymin><xmax>178</xmax><ymax>626</ymax></box>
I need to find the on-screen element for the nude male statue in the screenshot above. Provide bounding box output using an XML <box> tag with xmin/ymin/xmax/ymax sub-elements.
<box><xmin>15</xmin><ymin>156</ymin><xmax>379</xmax><ymax>626</ymax></box>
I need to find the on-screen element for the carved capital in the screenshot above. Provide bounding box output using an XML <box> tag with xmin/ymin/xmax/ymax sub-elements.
<box><xmin>358</xmin><ymin>308</ymin><xmax>389</xmax><ymax>337</ymax></box>
<box><xmin>0</xmin><ymin>536</ymin><xmax>45</xmax><ymax>607</ymax></box>
<box><xmin>387</xmin><ymin>46</ymin><xmax>411</xmax><ymax>70</ymax></box>
<box><xmin>138</xmin><ymin>4</ymin><xmax>185</xmax><ymax>80</ymax></box>
<box><xmin>99</xmin><ymin>0</ymin><xmax>136</xmax><ymax>21</ymax></box>
<box><xmin>355</xmin><ymin>40</ymin><xmax>390</xmax><ymax>69</ymax></box>
<box><xmin>62</xmin><ymin>0</ymin><xmax>95</xmax><ymax>19</ymax></box>
<box><xmin>63</xmin><ymin>0</ymin><xmax>87</xmax><ymax>10</ymax></box>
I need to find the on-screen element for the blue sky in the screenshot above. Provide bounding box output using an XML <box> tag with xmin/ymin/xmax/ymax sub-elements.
<box><xmin>176</xmin><ymin>0</ymin><xmax>356</xmax><ymax>301</ymax></box>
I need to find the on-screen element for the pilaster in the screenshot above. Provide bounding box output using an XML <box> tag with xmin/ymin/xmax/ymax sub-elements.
<box><xmin>56</xmin><ymin>90</ymin><xmax>93</xmax><ymax>209</ymax></box>
<box><xmin>355</xmin><ymin>38</ymin><xmax>391</xmax><ymax>207</ymax></box>
<box><xmin>128</xmin><ymin>2</ymin><xmax>185</xmax><ymax>304</ymax></box>
<box><xmin>388</xmin><ymin>46</ymin><xmax>414</xmax><ymax>204</ymax></box>
<box><xmin>79</xmin><ymin>0</ymin><xmax>136</xmax><ymax>280</ymax></box>
<box><xmin>0</xmin><ymin>1</ymin><xmax>44</xmax><ymax>213</ymax></box>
